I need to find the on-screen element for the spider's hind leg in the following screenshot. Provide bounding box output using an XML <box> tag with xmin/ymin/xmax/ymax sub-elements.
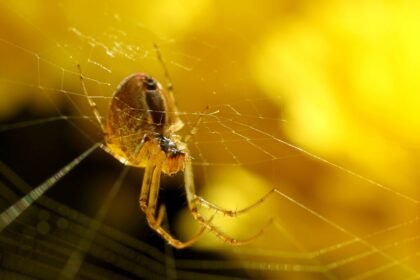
<box><xmin>77</xmin><ymin>64</ymin><xmax>106</xmax><ymax>133</ymax></box>
<box><xmin>153</xmin><ymin>43</ymin><xmax>173</xmax><ymax>94</ymax></box>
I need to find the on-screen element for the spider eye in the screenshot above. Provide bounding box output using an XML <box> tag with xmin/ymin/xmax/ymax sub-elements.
<box><xmin>145</xmin><ymin>77</ymin><xmax>157</xmax><ymax>90</ymax></box>
<box><xmin>158</xmin><ymin>136</ymin><xmax>180</xmax><ymax>156</ymax></box>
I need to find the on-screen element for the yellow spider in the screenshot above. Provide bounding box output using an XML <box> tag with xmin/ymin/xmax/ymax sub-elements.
<box><xmin>78</xmin><ymin>45</ymin><xmax>272</xmax><ymax>249</ymax></box>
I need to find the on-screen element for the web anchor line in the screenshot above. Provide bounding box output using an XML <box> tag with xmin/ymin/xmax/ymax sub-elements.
<box><xmin>0</xmin><ymin>143</ymin><xmax>100</xmax><ymax>232</ymax></box>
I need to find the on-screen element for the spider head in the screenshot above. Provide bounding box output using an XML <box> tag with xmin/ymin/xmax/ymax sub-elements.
<box><xmin>158</xmin><ymin>135</ymin><xmax>183</xmax><ymax>157</ymax></box>
<box><xmin>158</xmin><ymin>135</ymin><xmax>186</xmax><ymax>175</ymax></box>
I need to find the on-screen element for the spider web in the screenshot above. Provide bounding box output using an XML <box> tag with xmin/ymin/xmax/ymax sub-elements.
<box><xmin>1</xmin><ymin>1</ymin><xmax>420</xmax><ymax>279</ymax></box>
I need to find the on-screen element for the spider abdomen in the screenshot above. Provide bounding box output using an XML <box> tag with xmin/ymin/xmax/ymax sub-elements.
<box><xmin>104</xmin><ymin>73</ymin><xmax>185</xmax><ymax>171</ymax></box>
<box><xmin>106</xmin><ymin>74</ymin><xmax>166</xmax><ymax>136</ymax></box>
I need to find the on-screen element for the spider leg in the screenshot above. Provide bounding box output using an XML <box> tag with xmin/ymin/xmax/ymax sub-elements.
<box><xmin>77</xmin><ymin>64</ymin><xmax>106</xmax><ymax>133</ymax></box>
<box><xmin>184</xmin><ymin>156</ymin><xmax>273</xmax><ymax>246</ymax></box>
<box><xmin>193</xmin><ymin>188</ymin><xmax>276</xmax><ymax>217</ymax></box>
<box><xmin>153</xmin><ymin>204</ymin><xmax>166</xmax><ymax>229</ymax></box>
<box><xmin>153</xmin><ymin>44</ymin><xmax>173</xmax><ymax>94</ymax></box>
<box><xmin>139</xmin><ymin>158</ymin><xmax>209</xmax><ymax>249</ymax></box>
<box><xmin>139</xmin><ymin>157</ymin><xmax>154</xmax><ymax>212</ymax></box>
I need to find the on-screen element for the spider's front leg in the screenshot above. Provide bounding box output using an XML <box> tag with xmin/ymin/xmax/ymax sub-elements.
<box><xmin>138</xmin><ymin>154</ymin><xmax>208</xmax><ymax>249</ymax></box>
<box><xmin>183</xmin><ymin>156</ymin><xmax>272</xmax><ymax>246</ymax></box>
<box><xmin>193</xmin><ymin>189</ymin><xmax>277</xmax><ymax>217</ymax></box>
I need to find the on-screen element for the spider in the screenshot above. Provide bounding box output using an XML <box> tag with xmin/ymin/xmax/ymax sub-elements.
<box><xmin>78</xmin><ymin>45</ymin><xmax>273</xmax><ymax>249</ymax></box>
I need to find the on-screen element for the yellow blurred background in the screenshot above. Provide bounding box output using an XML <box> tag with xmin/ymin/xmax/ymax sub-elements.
<box><xmin>1</xmin><ymin>0</ymin><xmax>420</xmax><ymax>279</ymax></box>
